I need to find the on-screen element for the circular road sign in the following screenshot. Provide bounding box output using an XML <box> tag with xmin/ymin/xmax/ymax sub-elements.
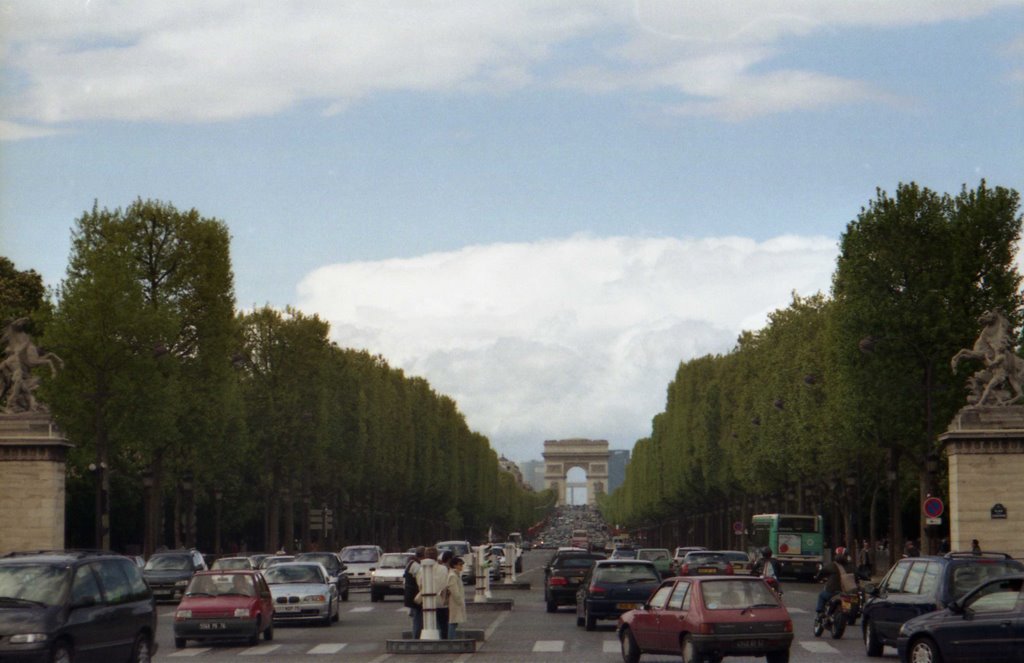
<box><xmin>733</xmin><ymin>521</ymin><xmax>743</xmax><ymax>535</ymax></box>
<box><xmin>923</xmin><ymin>496</ymin><xmax>944</xmax><ymax>519</ymax></box>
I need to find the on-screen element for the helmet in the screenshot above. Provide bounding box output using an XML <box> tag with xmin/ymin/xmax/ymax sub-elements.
<box><xmin>761</xmin><ymin>547</ymin><xmax>772</xmax><ymax>558</ymax></box>
<box><xmin>834</xmin><ymin>547</ymin><xmax>847</xmax><ymax>559</ymax></box>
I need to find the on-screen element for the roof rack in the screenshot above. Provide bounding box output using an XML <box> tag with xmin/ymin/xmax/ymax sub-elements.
<box><xmin>943</xmin><ymin>551</ymin><xmax>1012</xmax><ymax>560</ymax></box>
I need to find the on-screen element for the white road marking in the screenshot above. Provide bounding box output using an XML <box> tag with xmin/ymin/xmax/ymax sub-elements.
<box><xmin>604</xmin><ymin>639</ymin><xmax>619</xmax><ymax>653</ymax></box>
<box><xmin>787</xmin><ymin>607</ymin><xmax>808</xmax><ymax>613</ymax></box>
<box><xmin>349</xmin><ymin>607</ymin><xmax>374</xmax><ymax>612</ymax></box>
<box><xmin>533</xmin><ymin>640</ymin><xmax>564</xmax><ymax>652</ymax></box>
<box><xmin>168</xmin><ymin>648</ymin><xmax>210</xmax><ymax>657</ymax></box>
<box><xmin>800</xmin><ymin>640</ymin><xmax>841</xmax><ymax>654</ymax></box>
<box><xmin>239</xmin><ymin>644</ymin><xmax>281</xmax><ymax>656</ymax></box>
<box><xmin>485</xmin><ymin>611</ymin><xmax>510</xmax><ymax>639</ymax></box>
<box><xmin>308</xmin><ymin>643</ymin><xmax>347</xmax><ymax>654</ymax></box>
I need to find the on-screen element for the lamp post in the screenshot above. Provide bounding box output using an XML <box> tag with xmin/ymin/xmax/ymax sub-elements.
<box><xmin>845</xmin><ymin>471</ymin><xmax>858</xmax><ymax>549</ymax></box>
<box><xmin>213</xmin><ymin>488</ymin><xmax>223</xmax><ymax>555</ymax></box>
<box><xmin>181</xmin><ymin>472</ymin><xmax>194</xmax><ymax>549</ymax></box>
<box><xmin>89</xmin><ymin>461</ymin><xmax>110</xmax><ymax>550</ymax></box>
<box><xmin>924</xmin><ymin>452</ymin><xmax>940</xmax><ymax>554</ymax></box>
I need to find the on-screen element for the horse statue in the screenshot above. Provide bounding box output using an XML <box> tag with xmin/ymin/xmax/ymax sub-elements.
<box><xmin>951</xmin><ymin>309</ymin><xmax>1024</xmax><ymax>406</ymax></box>
<box><xmin>0</xmin><ymin>317</ymin><xmax>64</xmax><ymax>414</ymax></box>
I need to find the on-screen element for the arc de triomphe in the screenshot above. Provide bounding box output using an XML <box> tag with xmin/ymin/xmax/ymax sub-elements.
<box><xmin>542</xmin><ymin>439</ymin><xmax>609</xmax><ymax>506</ymax></box>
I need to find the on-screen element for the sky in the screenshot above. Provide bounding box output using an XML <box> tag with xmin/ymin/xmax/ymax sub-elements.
<box><xmin>2</xmin><ymin>1</ymin><xmax>1022</xmax><ymax>463</ymax></box>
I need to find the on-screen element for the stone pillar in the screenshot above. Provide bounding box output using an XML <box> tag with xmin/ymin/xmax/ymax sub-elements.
<box><xmin>0</xmin><ymin>414</ymin><xmax>72</xmax><ymax>554</ymax></box>
<box><xmin>939</xmin><ymin>407</ymin><xmax>1024</xmax><ymax>559</ymax></box>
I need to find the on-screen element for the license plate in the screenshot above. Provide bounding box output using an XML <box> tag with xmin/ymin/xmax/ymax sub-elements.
<box><xmin>698</xmin><ymin>568</ymin><xmax>716</xmax><ymax>574</ymax></box>
<box><xmin>278</xmin><ymin>605</ymin><xmax>299</xmax><ymax>612</ymax></box>
<box><xmin>199</xmin><ymin>622</ymin><xmax>226</xmax><ymax>630</ymax></box>
<box><xmin>736</xmin><ymin>639</ymin><xmax>764</xmax><ymax>649</ymax></box>
<box><xmin>616</xmin><ymin>602</ymin><xmax>639</xmax><ymax>609</ymax></box>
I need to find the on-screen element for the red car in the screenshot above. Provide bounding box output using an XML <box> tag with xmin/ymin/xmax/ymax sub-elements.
<box><xmin>617</xmin><ymin>575</ymin><xmax>793</xmax><ymax>663</ymax></box>
<box><xmin>173</xmin><ymin>570</ymin><xmax>275</xmax><ymax>649</ymax></box>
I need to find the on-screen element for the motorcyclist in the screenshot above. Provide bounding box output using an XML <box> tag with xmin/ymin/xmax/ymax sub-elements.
<box><xmin>752</xmin><ymin>547</ymin><xmax>779</xmax><ymax>579</ymax></box>
<box><xmin>815</xmin><ymin>547</ymin><xmax>851</xmax><ymax>615</ymax></box>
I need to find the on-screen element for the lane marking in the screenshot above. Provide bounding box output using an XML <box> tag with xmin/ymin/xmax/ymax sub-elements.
<box><xmin>800</xmin><ymin>640</ymin><xmax>840</xmax><ymax>654</ymax></box>
<box><xmin>350</xmin><ymin>607</ymin><xmax>374</xmax><ymax>612</ymax></box>
<box><xmin>168</xmin><ymin>648</ymin><xmax>210</xmax><ymax>657</ymax></box>
<box><xmin>533</xmin><ymin>640</ymin><xmax>564</xmax><ymax>652</ymax></box>
<box><xmin>239</xmin><ymin>644</ymin><xmax>281</xmax><ymax>656</ymax></box>
<box><xmin>308</xmin><ymin>643</ymin><xmax>347</xmax><ymax>654</ymax></box>
<box><xmin>485</xmin><ymin>611</ymin><xmax>510</xmax><ymax>640</ymax></box>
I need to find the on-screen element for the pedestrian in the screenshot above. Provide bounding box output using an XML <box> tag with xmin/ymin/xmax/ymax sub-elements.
<box><xmin>446</xmin><ymin>557</ymin><xmax>467</xmax><ymax>640</ymax></box>
<box><xmin>404</xmin><ymin>546</ymin><xmax>425</xmax><ymax>638</ymax></box>
<box><xmin>903</xmin><ymin>539</ymin><xmax>920</xmax><ymax>558</ymax></box>
<box><xmin>939</xmin><ymin>537</ymin><xmax>951</xmax><ymax>554</ymax></box>
<box><xmin>436</xmin><ymin>549</ymin><xmax>453</xmax><ymax>638</ymax></box>
<box><xmin>416</xmin><ymin>546</ymin><xmax>450</xmax><ymax>639</ymax></box>
<box><xmin>857</xmin><ymin>540</ymin><xmax>874</xmax><ymax>577</ymax></box>
<box><xmin>971</xmin><ymin>538</ymin><xmax>982</xmax><ymax>554</ymax></box>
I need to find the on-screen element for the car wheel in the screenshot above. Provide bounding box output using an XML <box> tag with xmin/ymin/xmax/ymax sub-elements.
<box><xmin>908</xmin><ymin>636</ymin><xmax>942</xmax><ymax>663</ymax></box>
<box><xmin>619</xmin><ymin>627</ymin><xmax>640</xmax><ymax>663</ymax></box>
<box><xmin>765</xmin><ymin>650</ymin><xmax>790</xmax><ymax>663</ymax></box>
<box><xmin>546</xmin><ymin>598</ymin><xmax>557</xmax><ymax>613</ymax></box>
<box><xmin>864</xmin><ymin>620</ymin><xmax>883</xmax><ymax>657</ymax></box>
<box><xmin>49</xmin><ymin>642</ymin><xmax>73</xmax><ymax>663</ymax></box>
<box><xmin>342</xmin><ymin>589</ymin><xmax>349</xmax><ymax>602</ymax></box>
<box><xmin>174</xmin><ymin>637</ymin><xmax>186</xmax><ymax>649</ymax></box>
<box><xmin>130</xmin><ymin>633</ymin><xmax>153</xmax><ymax>663</ymax></box>
<box><xmin>332</xmin><ymin>600</ymin><xmax>340</xmax><ymax>623</ymax></box>
<box><xmin>263</xmin><ymin>619</ymin><xmax>274</xmax><ymax>641</ymax></box>
<box><xmin>370</xmin><ymin>589</ymin><xmax>380</xmax><ymax>602</ymax></box>
<box><xmin>584</xmin><ymin>606</ymin><xmax>596</xmax><ymax>631</ymax></box>
<box><xmin>830</xmin><ymin>611</ymin><xmax>846</xmax><ymax>639</ymax></box>
<box><xmin>680</xmin><ymin>635</ymin><xmax>700</xmax><ymax>663</ymax></box>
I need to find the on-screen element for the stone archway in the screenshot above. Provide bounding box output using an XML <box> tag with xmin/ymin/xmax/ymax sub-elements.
<box><xmin>542</xmin><ymin>439</ymin><xmax>609</xmax><ymax>506</ymax></box>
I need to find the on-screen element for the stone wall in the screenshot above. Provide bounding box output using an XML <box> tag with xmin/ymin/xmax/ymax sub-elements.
<box><xmin>0</xmin><ymin>415</ymin><xmax>71</xmax><ymax>554</ymax></box>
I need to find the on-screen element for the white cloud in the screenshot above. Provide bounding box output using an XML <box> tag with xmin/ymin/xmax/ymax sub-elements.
<box><xmin>297</xmin><ymin>233</ymin><xmax>838</xmax><ymax>460</ymax></box>
<box><xmin>1</xmin><ymin>0</ymin><xmax>1017</xmax><ymax>130</ymax></box>
<box><xmin>0</xmin><ymin>120</ymin><xmax>64</xmax><ymax>141</ymax></box>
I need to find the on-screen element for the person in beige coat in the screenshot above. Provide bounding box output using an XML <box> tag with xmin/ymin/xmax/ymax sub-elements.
<box><xmin>446</xmin><ymin>557</ymin><xmax>467</xmax><ymax>639</ymax></box>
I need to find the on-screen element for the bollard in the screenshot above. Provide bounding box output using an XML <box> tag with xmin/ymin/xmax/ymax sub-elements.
<box><xmin>474</xmin><ymin>546</ymin><xmax>488</xmax><ymax>603</ymax></box>
<box><xmin>419</xmin><ymin>559</ymin><xmax>440</xmax><ymax>640</ymax></box>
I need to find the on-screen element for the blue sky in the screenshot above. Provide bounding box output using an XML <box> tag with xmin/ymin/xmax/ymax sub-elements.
<box><xmin>2</xmin><ymin>1</ymin><xmax>1022</xmax><ymax>461</ymax></box>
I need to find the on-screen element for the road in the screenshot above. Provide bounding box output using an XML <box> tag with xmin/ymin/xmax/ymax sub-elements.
<box><xmin>153</xmin><ymin>549</ymin><xmax>901</xmax><ymax>662</ymax></box>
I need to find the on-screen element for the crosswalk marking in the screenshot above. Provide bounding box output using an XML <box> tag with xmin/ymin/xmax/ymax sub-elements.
<box><xmin>308</xmin><ymin>643</ymin><xmax>347</xmax><ymax>654</ymax></box>
<box><xmin>350</xmin><ymin>607</ymin><xmax>374</xmax><ymax>612</ymax></box>
<box><xmin>239</xmin><ymin>644</ymin><xmax>281</xmax><ymax>656</ymax></box>
<box><xmin>787</xmin><ymin>607</ymin><xmax>808</xmax><ymax>613</ymax></box>
<box><xmin>169</xmin><ymin>648</ymin><xmax>210</xmax><ymax>657</ymax></box>
<box><xmin>603</xmin><ymin>639</ymin><xmax>619</xmax><ymax>653</ymax></box>
<box><xmin>800</xmin><ymin>640</ymin><xmax>840</xmax><ymax>654</ymax></box>
<box><xmin>533</xmin><ymin>640</ymin><xmax>564</xmax><ymax>652</ymax></box>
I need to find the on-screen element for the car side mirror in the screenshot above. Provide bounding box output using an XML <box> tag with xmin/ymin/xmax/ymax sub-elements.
<box><xmin>948</xmin><ymin>600</ymin><xmax>964</xmax><ymax>615</ymax></box>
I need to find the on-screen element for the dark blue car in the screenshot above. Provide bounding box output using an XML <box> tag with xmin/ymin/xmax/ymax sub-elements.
<box><xmin>862</xmin><ymin>551</ymin><xmax>1024</xmax><ymax>657</ymax></box>
<box><xmin>575</xmin><ymin>559</ymin><xmax>660</xmax><ymax>631</ymax></box>
<box><xmin>896</xmin><ymin>573</ymin><xmax>1023</xmax><ymax>663</ymax></box>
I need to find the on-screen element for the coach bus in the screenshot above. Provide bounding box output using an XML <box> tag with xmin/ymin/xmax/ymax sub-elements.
<box><xmin>749</xmin><ymin>513</ymin><xmax>824</xmax><ymax>580</ymax></box>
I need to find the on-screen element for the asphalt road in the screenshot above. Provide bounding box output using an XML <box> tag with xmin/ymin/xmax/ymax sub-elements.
<box><xmin>152</xmin><ymin>550</ymin><xmax>902</xmax><ymax>662</ymax></box>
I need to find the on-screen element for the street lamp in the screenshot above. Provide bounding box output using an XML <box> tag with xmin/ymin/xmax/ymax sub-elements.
<box><xmin>213</xmin><ymin>488</ymin><xmax>223</xmax><ymax>555</ymax></box>
<box><xmin>181</xmin><ymin>472</ymin><xmax>194</xmax><ymax>548</ymax></box>
<box><xmin>88</xmin><ymin>461</ymin><xmax>109</xmax><ymax>550</ymax></box>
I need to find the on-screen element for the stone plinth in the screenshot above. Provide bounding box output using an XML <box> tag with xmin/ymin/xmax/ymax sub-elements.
<box><xmin>939</xmin><ymin>406</ymin><xmax>1024</xmax><ymax>559</ymax></box>
<box><xmin>0</xmin><ymin>414</ymin><xmax>72</xmax><ymax>554</ymax></box>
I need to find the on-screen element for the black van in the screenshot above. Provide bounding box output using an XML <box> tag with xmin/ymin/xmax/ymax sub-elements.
<box><xmin>0</xmin><ymin>550</ymin><xmax>157</xmax><ymax>663</ymax></box>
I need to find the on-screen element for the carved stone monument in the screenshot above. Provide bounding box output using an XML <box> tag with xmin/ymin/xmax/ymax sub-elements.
<box><xmin>941</xmin><ymin>310</ymin><xmax>1024</xmax><ymax>559</ymax></box>
<box><xmin>0</xmin><ymin>318</ymin><xmax>71</xmax><ymax>554</ymax></box>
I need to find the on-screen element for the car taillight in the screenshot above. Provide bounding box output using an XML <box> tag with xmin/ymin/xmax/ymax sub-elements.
<box><xmin>699</xmin><ymin>623</ymin><xmax>715</xmax><ymax>634</ymax></box>
<box><xmin>549</xmin><ymin>577</ymin><xmax>568</xmax><ymax>586</ymax></box>
<box><xmin>590</xmin><ymin>585</ymin><xmax>607</xmax><ymax>594</ymax></box>
<box><xmin>784</xmin><ymin>620</ymin><xmax>793</xmax><ymax>633</ymax></box>
<box><xmin>681</xmin><ymin>564</ymin><xmax>689</xmax><ymax>574</ymax></box>
<box><xmin>724</xmin><ymin>565</ymin><xmax>734</xmax><ymax>575</ymax></box>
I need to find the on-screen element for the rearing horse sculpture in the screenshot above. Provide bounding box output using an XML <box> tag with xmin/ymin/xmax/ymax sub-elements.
<box><xmin>0</xmin><ymin>317</ymin><xmax>63</xmax><ymax>414</ymax></box>
<box><xmin>951</xmin><ymin>309</ymin><xmax>1024</xmax><ymax>406</ymax></box>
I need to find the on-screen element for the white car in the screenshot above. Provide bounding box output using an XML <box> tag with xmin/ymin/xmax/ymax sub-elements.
<box><xmin>263</xmin><ymin>562</ymin><xmax>338</xmax><ymax>625</ymax></box>
<box><xmin>340</xmin><ymin>545</ymin><xmax>384</xmax><ymax>588</ymax></box>
<box><xmin>437</xmin><ymin>540</ymin><xmax>475</xmax><ymax>584</ymax></box>
<box><xmin>370</xmin><ymin>552</ymin><xmax>414</xmax><ymax>602</ymax></box>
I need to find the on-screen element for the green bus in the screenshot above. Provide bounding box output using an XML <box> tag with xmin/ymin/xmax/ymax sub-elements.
<box><xmin>749</xmin><ymin>513</ymin><xmax>823</xmax><ymax>580</ymax></box>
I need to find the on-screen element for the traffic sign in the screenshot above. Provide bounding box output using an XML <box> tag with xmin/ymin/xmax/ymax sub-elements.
<box><xmin>923</xmin><ymin>496</ymin><xmax>944</xmax><ymax>519</ymax></box>
<box><xmin>733</xmin><ymin>521</ymin><xmax>744</xmax><ymax>535</ymax></box>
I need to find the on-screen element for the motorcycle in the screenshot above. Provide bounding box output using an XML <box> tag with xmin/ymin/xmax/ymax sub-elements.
<box><xmin>812</xmin><ymin>568</ymin><xmax>871</xmax><ymax>639</ymax></box>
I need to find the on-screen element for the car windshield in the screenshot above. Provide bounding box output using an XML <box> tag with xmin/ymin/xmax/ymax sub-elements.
<box><xmin>638</xmin><ymin>550</ymin><xmax>670</xmax><ymax>561</ymax></box>
<box><xmin>212</xmin><ymin>558</ymin><xmax>250</xmax><ymax>570</ymax></box>
<box><xmin>951</xmin><ymin>561</ymin><xmax>1024</xmax><ymax>600</ymax></box>
<box><xmin>557</xmin><ymin>556</ymin><xmax>601</xmax><ymax>569</ymax></box>
<box><xmin>145</xmin><ymin>555</ymin><xmax>191</xmax><ymax>571</ymax></box>
<box><xmin>187</xmin><ymin>574</ymin><xmax>255</xmax><ymax>597</ymax></box>
<box><xmin>700</xmin><ymin>579</ymin><xmax>780</xmax><ymax>610</ymax></box>
<box><xmin>263</xmin><ymin>565</ymin><xmax>324</xmax><ymax>584</ymax></box>
<box><xmin>261</xmin><ymin>556</ymin><xmax>294</xmax><ymax>568</ymax></box>
<box><xmin>722</xmin><ymin>552</ymin><xmax>750</xmax><ymax>563</ymax></box>
<box><xmin>686</xmin><ymin>552</ymin><xmax>727</xmax><ymax>564</ymax></box>
<box><xmin>593</xmin><ymin>564</ymin><xmax>659</xmax><ymax>583</ymax></box>
<box><xmin>611</xmin><ymin>549</ymin><xmax>637</xmax><ymax>559</ymax></box>
<box><xmin>341</xmin><ymin>548</ymin><xmax>380</xmax><ymax>563</ymax></box>
<box><xmin>379</xmin><ymin>554</ymin><xmax>411</xmax><ymax>568</ymax></box>
<box><xmin>297</xmin><ymin>554</ymin><xmax>337</xmax><ymax>570</ymax></box>
<box><xmin>0</xmin><ymin>564</ymin><xmax>68</xmax><ymax>607</ymax></box>
<box><xmin>437</xmin><ymin>543</ymin><xmax>469</xmax><ymax>555</ymax></box>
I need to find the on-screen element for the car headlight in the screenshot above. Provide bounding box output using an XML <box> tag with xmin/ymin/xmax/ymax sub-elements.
<box><xmin>234</xmin><ymin>608</ymin><xmax>251</xmax><ymax>618</ymax></box>
<box><xmin>304</xmin><ymin>594</ymin><xmax>327</xmax><ymax>603</ymax></box>
<box><xmin>176</xmin><ymin>609</ymin><xmax>192</xmax><ymax>619</ymax></box>
<box><xmin>9</xmin><ymin>633</ymin><xmax>47</xmax><ymax>644</ymax></box>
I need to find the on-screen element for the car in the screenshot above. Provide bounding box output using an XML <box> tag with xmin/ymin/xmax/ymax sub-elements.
<box><xmin>172</xmin><ymin>570</ymin><xmax>274</xmax><ymax>648</ymax></box>
<box><xmin>618</xmin><ymin>575</ymin><xmax>793</xmax><ymax>663</ymax></box>
<box><xmin>262</xmin><ymin>562</ymin><xmax>339</xmax><ymax>625</ymax></box>
<box><xmin>717</xmin><ymin>550</ymin><xmax>753</xmax><ymax>575</ymax></box>
<box><xmin>0</xmin><ymin>550</ymin><xmax>157</xmax><ymax>663</ymax></box>
<box><xmin>861</xmin><ymin>551</ymin><xmax>1024</xmax><ymax>657</ymax></box>
<box><xmin>545</xmin><ymin>551</ymin><xmax>606</xmax><ymax>612</ymax></box>
<box><xmin>258</xmin><ymin>555</ymin><xmax>294</xmax><ymax>570</ymax></box>
<box><xmin>670</xmin><ymin>546</ymin><xmax>707</xmax><ymax>574</ymax></box>
<box><xmin>895</xmin><ymin>573</ymin><xmax>1024</xmax><ymax>663</ymax></box>
<box><xmin>636</xmin><ymin>548</ymin><xmax>673</xmax><ymax>578</ymax></box>
<box><xmin>210</xmin><ymin>556</ymin><xmax>254</xmax><ymax>571</ymax></box>
<box><xmin>143</xmin><ymin>548</ymin><xmax>208</xmax><ymax>603</ymax></box>
<box><xmin>436</xmin><ymin>541</ymin><xmax>474</xmax><ymax>584</ymax></box>
<box><xmin>295</xmin><ymin>552</ymin><xmax>350</xmax><ymax>602</ymax></box>
<box><xmin>247</xmin><ymin>553</ymin><xmax>272</xmax><ymax>569</ymax></box>
<box><xmin>678</xmin><ymin>550</ymin><xmax>736</xmax><ymax>576</ymax></box>
<box><xmin>340</xmin><ymin>545</ymin><xmax>384</xmax><ymax>588</ymax></box>
<box><xmin>610</xmin><ymin>547</ymin><xmax>638</xmax><ymax>560</ymax></box>
<box><xmin>370</xmin><ymin>552</ymin><xmax>414</xmax><ymax>602</ymax></box>
<box><xmin>576</xmin><ymin>559</ymin><xmax>661</xmax><ymax>631</ymax></box>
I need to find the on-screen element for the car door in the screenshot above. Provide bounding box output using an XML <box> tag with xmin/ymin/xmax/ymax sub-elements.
<box><xmin>657</xmin><ymin>580</ymin><xmax>692</xmax><ymax>653</ymax></box>
<box><xmin>869</xmin><ymin>559</ymin><xmax>915</xmax><ymax>643</ymax></box>
<box><xmin>631</xmin><ymin>582</ymin><xmax>673</xmax><ymax>652</ymax></box>
<box><xmin>946</xmin><ymin>577</ymin><xmax>1022</xmax><ymax>663</ymax></box>
<box><xmin>256</xmin><ymin>573</ymin><xmax>275</xmax><ymax>627</ymax></box>
<box><xmin>63</xmin><ymin>564</ymin><xmax>108</xmax><ymax>663</ymax></box>
<box><xmin>93</xmin><ymin>559</ymin><xmax>145</xmax><ymax>660</ymax></box>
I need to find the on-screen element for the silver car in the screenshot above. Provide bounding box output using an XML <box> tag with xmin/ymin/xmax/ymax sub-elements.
<box><xmin>263</xmin><ymin>562</ymin><xmax>338</xmax><ymax>625</ymax></box>
<box><xmin>370</xmin><ymin>552</ymin><xmax>414</xmax><ymax>602</ymax></box>
<box><xmin>340</xmin><ymin>545</ymin><xmax>383</xmax><ymax>588</ymax></box>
